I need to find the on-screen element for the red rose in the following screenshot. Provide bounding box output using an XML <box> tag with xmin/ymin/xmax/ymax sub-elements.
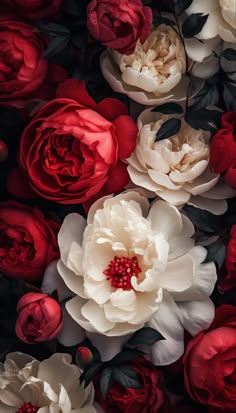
<box><xmin>87</xmin><ymin>0</ymin><xmax>153</xmax><ymax>55</ymax></box>
<box><xmin>19</xmin><ymin>79</ymin><xmax>138</xmax><ymax>205</ymax></box>
<box><xmin>95</xmin><ymin>357</ymin><xmax>169</xmax><ymax>413</ymax></box>
<box><xmin>210</xmin><ymin>111</ymin><xmax>236</xmax><ymax>188</ymax></box>
<box><xmin>16</xmin><ymin>292</ymin><xmax>63</xmax><ymax>343</ymax></box>
<box><xmin>0</xmin><ymin>201</ymin><xmax>59</xmax><ymax>281</ymax></box>
<box><xmin>1</xmin><ymin>0</ymin><xmax>62</xmax><ymax>19</ymax></box>
<box><xmin>0</xmin><ymin>18</ymin><xmax>66</xmax><ymax>106</ymax></box>
<box><xmin>183</xmin><ymin>305</ymin><xmax>236</xmax><ymax>413</ymax></box>
<box><xmin>220</xmin><ymin>225</ymin><xmax>236</xmax><ymax>291</ymax></box>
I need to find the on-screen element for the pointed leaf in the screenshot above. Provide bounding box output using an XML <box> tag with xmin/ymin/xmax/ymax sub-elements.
<box><xmin>127</xmin><ymin>327</ymin><xmax>165</xmax><ymax>346</ymax></box>
<box><xmin>80</xmin><ymin>361</ymin><xmax>102</xmax><ymax>387</ymax></box>
<box><xmin>43</xmin><ymin>35</ymin><xmax>70</xmax><ymax>58</ymax></box>
<box><xmin>182</xmin><ymin>13</ymin><xmax>209</xmax><ymax>38</ymax></box>
<box><xmin>100</xmin><ymin>367</ymin><xmax>114</xmax><ymax>400</ymax></box>
<box><xmin>172</xmin><ymin>0</ymin><xmax>193</xmax><ymax>16</ymax></box>
<box><xmin>151</xmin><ymin>102</ymin><xmax>184</xmax><ymax>114</ymax></box>
<box><xmin>155</xmin><ymin>118</ymin><xmax>181</xmax><ymax>141</ymax></box>
<box><xmin>205</xmin><ymin>242</ymin><xmax>226</xmax><ymax>269</ymax></box>
<box><xmin>223</xmin><ymin>82</ymin><xmax>236</xmax><ymax>111</ymax></box>
<box><xmin>113</xmin><ymin>366</ymin><xmax>143</xmax><ymax>389</ymax></box>
<box><xmin>111</xmin><ymin>350</ymin><xmax>144</xmax><ymax>365</ymax></box>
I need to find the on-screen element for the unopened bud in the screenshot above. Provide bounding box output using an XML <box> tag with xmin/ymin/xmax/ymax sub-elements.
<box><xmin>76</xmin><ymin>346</ymin><xmax>93</xmax><ymax>369</ymax></box>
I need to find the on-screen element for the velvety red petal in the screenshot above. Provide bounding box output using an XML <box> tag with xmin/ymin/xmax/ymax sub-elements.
<box><xmin>97</xmin><ymin>98</ymin><xmax>128</xmax><ymax>121</ymax></box>
<box><xmin>56</xmin><ymin>79</ymin><xmax>96</xmax><ymax>108</ymax></box>
<box><xmin>113</xmin><ymin>115</ymin><xmax>138</xmax><ymax>159</ymax></box>
<box><xmin>104</xmin><ymin>161</ymin><xmax>130</xmax><ymax>193</ymax></box>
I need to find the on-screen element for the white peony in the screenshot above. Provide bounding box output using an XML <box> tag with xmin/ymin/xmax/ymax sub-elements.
<box><xmin>186</xmin><ymin>0</ymin><xmax>236</xmax><ymax>42</ymax></box>
<box><xmin>57</xmin><ymin>191</ymin><xmax>217</xmax><ymax>365</ymax></box>
<box><xmin>0</xmin><ymin>352</ymin><xmax>96</xmax><ymax>413</ymax></box>
<box><xmin>100</xmin><ymin>25</ymin><xmax>202</xmax><ymax>105</ymax></box>
<box><xmin>127</xmin><ymin>108</ymin><xmax>232</xmax><ymax>214</ymax></box>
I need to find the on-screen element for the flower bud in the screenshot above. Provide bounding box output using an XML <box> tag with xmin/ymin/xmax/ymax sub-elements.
<box><xmin>76</xmin><ymin>346</ymin><xmax>93</xmax><ymax>369</ymax></box>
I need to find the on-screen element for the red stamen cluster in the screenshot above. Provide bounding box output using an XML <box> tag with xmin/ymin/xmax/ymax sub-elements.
<box><xmin>104</xmin><ymin>255</ymin><xmax>142</xmax><ymax>290</ymax></box>
<box><xmin>16</xmin><ymin>402</ymin><xmax>39</xmax><ymax>413</ymax></box>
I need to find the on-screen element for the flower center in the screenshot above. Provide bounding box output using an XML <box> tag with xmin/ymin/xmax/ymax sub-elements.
<box><xmin>104</xmin><ymin>255</ymin><xmax>142</xmax><ymax>290</ymax></box>
<box><xmin>16</xmin><ymin>402</ymin><xmax>39</xmax><ymax>413</ymax></box>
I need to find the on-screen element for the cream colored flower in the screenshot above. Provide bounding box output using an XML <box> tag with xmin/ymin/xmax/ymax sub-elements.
<box><xmin>127</xmin><ymin>108</ymin><xmax>232</xmax><ymax>214</ymax></box>
<box><xmin>0</xmin><ymin>352</ymin><xmax>96</xmax><ymax>413</ymax></box>
<box><xmin>57</xmin><ymin>191</ymin><xmax>217</xmax><ymax>365</ymax></box>
<box><xmin>100</xmin><ymin>25</ymin><xmax>197</xmax><ymax>105</ymax></box>
<box><xmin>186</xmin><ymin>0</ymin><xmax>236</xmax><ymax>42</ymax></box>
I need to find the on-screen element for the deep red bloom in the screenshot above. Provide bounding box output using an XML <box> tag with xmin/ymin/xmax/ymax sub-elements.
<box><xmin>183</xmin><ymin>305</ymin><xmax>236</xmax><ymax>413</ymax></box>
<box><xmin>95</xmin><ymin>357</ymin><xmax>169</xmax><ymax>413</ymax></box>
<box><xmin>1</xmin><ymin>0</ymin><xmax>62</xmax><ymax>19</ymax></box>
<box><xmin>19</xmin><ymin>79</ymin><xmax>138</xmax><ymax>205</ymax></box>
<box><xmin>16</xmin><ymin>292</ymin><xmax>63</xmax><ymax>343</ymax></box>
<box><xmin>220</xmin><ymin>225</ymin><xmax>236</xmax><ymax>291</ymax></box>
<box><xmin>87</xmin><ymin>0</ymin><xmax>153</xmax><ymax>55</ymax></box>
<box><xmin>210</xmin><ymin>111</ymin><xmax>236</xmax><ymax>188</ymax></box>
<box><xmin>0</xmin><ymin>201</ymin><xmax>59</xmax><ymax>281</ymax></box>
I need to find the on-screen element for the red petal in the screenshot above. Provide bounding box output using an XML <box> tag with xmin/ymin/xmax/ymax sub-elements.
<box><xmin>56</xmin><ymin>79</ymin><xmax>96</xmax><ymax>108</ymax></box>
<box><xmin>97</xmin><ymin>98</ymin><xmax>128</xmax><ymax>121</ymax></box>
<box><xmin>113</xmin><ymin>115</ymin><xmax>138</xmax><ymax>159</ymax></box>
<box><xmin>104</xmin><ymin>161</ymin><xmax>130</xmax><ymax>193</ymax></box>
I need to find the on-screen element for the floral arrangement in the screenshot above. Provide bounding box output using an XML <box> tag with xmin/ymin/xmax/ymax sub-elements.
<box><xmin>0</xmin><ymin>0</ymin><xmax>236</xmax><ymax>412</ymax></box>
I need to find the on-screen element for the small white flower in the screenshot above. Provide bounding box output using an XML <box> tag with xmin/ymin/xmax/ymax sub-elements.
<box><xmin>186</xmin><ymin>0</ymin><xmax>236</xmax><ymax>42</ymax></box>
<box><xmin>57</xmin><ymin>191</ymin><xmax>217</xmax><ymax>365</ymax></box>
<box><xmin>100</xmin><ymin>25</ymin><xmax>202</xmax><ymax>105</ymax></box>
<box><xmin>0</xmin><ymin>352</ymin><xmax>96</xmax><ymax>413</ymax></box>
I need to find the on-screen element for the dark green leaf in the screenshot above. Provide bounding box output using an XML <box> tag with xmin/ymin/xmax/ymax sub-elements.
<box><xmin>155</xmin><ymin>118</ymin><xmax>181</xmax><ymax>141</ymax></box>
<box><xmin>222</xmin><ymin>48</ymin><xmax>236</xmax><ymax>61</ymax></box>
<box><xmin>43</xmin><ymin>35</ymin><xmax>70</xmax><ymax>58</ymax></box>
<box><xmin>100</xmin><ymin>367</ymin><xmax>113</xmax><ymax>400</ymax></box>
<box><xmin>182</xmin><ymin>13</ymin><xmax>209</xmax><ymax>38</ymax></box>
<box><xmin>39</xmin><ymin>23</ymin><xmax>70</xmax><ymax>36</ymax></box>
<box><xmin>127</xmin><ymin>327</ymin><xmax>165</xmax><ymax>346</ymax></box>
<box><xmin>183</xmin><ymin>205</ymin><xmax>226</xmax><ymax>234</ymax></box>
<box><xmin>113</xmin><ymin>366</ymin><xmax>143</xmax><ymax>389</ymax></box>
<box><xmin>191</xmin><ymin>82</ymin><xmax>219</xmax><ymax>110</ymax></box>
<box><xmin>151</xmin><ymin>102</ymin><xmax>184</xmax><ymax>114</ymax></box>
<box><xmin>223</xmin><ymin>82</ymin><xmax>236</xmax><ymax>111</ymax></box>
<box><xmin>172</xmin><ymin>0</ymin><xmax>193</xmax><ymax>16</ymax></box>
<box><xmin>80</xmin><ymin>362</ymin><xmax>102</xmax><ymax>387</ymax></box>
<box><xmin>153</xmin><ymin>16</ymin><xmax>176</xmax><ymax>27</ymax></box>
<box><xmin>111</xmin><ymin>350</ymin><xmax>144</xmax><ymax>365</ymax></box>
<box><xmin>185</xmin><ymin>108</ymin><xmax>222</xmax><ymax>131</ymax></box>
<box><xmin>205</xmin><ymin>242</ymin><xmax>226</xmax><ymax>269</ymax></box>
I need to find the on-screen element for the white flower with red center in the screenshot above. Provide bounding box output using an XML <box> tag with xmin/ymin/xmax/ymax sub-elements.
<box><xmin>0</xmin><ymin>352</ymin><xmax>97</xmax><ymax>413</ymax></box>
<box><xmin>127</xmin><ymin>108</ymin><xmax>234</xmax><ymax>214</ymax></box>
<box><xmin>57</xmin><ymin>191</ymin><xmax>217</xmax><ymax>365</ymax></box>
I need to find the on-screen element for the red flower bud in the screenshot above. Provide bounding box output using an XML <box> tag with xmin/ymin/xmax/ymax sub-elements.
<box><xmin>76</xmin><ymin>346</ymin><xmax>93</xmax><ymax>368</ymax></box>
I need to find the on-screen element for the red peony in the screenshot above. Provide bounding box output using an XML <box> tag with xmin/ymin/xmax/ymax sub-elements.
<box><xmin>210</xmin><ymin>111</ymin><xmax>236</xmax><ymax>188</ymax></box>
<box><xmin>95</xmin><ymin>357</ymin><xmax>169</xmax><ymax>413</ymax></box>
<box><xmin>19</xmin><ymin>79</ymin><xmax>138</xmax><ymax>205</ymax></box>
<box><xmin>183</xmin><ymin>305</ymin><xmax>236</xmax><ymax>413</ymax></box>
<box><xmin>87</xmin><ymin>0</ymin><xmax>153</xmax><ymax>55</ymax></box>
<box><xmin>220</xmin><ymin>225</ymin><xmax>236</xmax><ymax>291</ymax></box>
<box><xmin>16</xmin><ymin>292</ymin><xmax>63</xmax><ymax>343</ymax></box>
<box><xmin>0</xmin><ymin>17</ymin><xmax>66</xmax><ymax>106</ymax></box>
<box><xmin>0</xmin><ymin>201</ymin><xmax>59</xmax><ymax>281</ymax></box>
<box><xmin>1</xmin><ymin>0</ymin><xmax>62</xmax><ymax>19</ymax></box>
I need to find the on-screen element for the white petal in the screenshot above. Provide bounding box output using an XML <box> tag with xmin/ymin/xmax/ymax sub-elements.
<box><xmin>192</xmin><ymin>55</ymin><xmax>220</xmax><ymax>79</ymax></box>
<box><xmin>168</xmin><ymin>215</ymin><xmax>195</xmax><ymax>260</ymax></box>
<box><xmin>149</xmin><ymin>292</ymin><xmax>184</xmax><ymax>365</ymax></box>
<box><xmin>148</xmin><ymin>200</ymin><xmax>183</xmax><ymax>239</ymax></box>
<box><xmin>157</xmin><ymin>188</ymin><xmax>190</xmax><ymax>205</ymax></box>
<box><xmin>81</xmin><ymin>300</ymin><xmax>116</xmax><ymax>334</ymax></box>
<box><xmin>41</xmin><ymin>260</ymin><xmax>73</xmax><ymax>302</ymax></box>
<box><xmin>169</xmin><ymin>160</ymin><xmax>208</xmax><ymax>183</ymax></box>
<box><xmin>201</xmin><ymin>178</ymin><xmax>236</xmax><ymax>199</ymax></box>
<box><xmin>172</xmin><ymin>246</ymin><xmax>217</xmax><ymax>301</ymax></box>
<box><xmin>0</xmin><ymin>390</ymin><xmax>23</xmax><ymax>407</ymax></box>
<box><xmin>161</xmin><ymin>254</ymin><xmax>194</xmax><ymax>292</ymax></box>
<box><xmin>185</xmin><ymin>167</ymin><xmax>219</xmax><ymax>195</ymax></box>
<box><xmin>188</xmin><ymin>195</ymin><xmax>228</xmax><ymax>215</ymax></box>
<box><xmin>178</xmin><ymin>298</ymin><xmax>215</xmax><ymax>336</ymax></box>
<box><xmin>57</xmin><ymin>260</ymin><xmax>87</xmax><ymax>299</ymax></box>
<box><xmin>57</xmin><ymin>303</ymin><xmax>86</xmax><ymax>347</ymax></box>
<box><xmin>65</xmin><ymin>296</ymin><xmax>96</xmax><ymax>332</ymax></box>
<box><xmin>58</xmin><ymin>384</ymin><xmax>71</xmax><ymax>413</ymax></box>
<box><xmin>58</xmin><ymin>213</ymin><xmax>86</xmax><ymax>267</ymax></box>
<box><xmin>87</xmin><ymin>333</ymin><xmax>131</xmax><ymax>362</ymax></box>
<box><xmin>185</xmin><ymin>36</ymin><xmax>222</xmax><ymax>62</ymax></box>
<box><xmin>129</xmin><ymin>289</ymin><xmax>163</xmax><ymax>325</ymax></box>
